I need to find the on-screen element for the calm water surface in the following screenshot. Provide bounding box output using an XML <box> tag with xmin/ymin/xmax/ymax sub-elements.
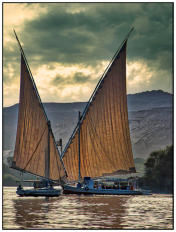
<box><xmin>3</xmin><ymin>187</ymin><xmax>173</xmax><ymax>229</ymax></box>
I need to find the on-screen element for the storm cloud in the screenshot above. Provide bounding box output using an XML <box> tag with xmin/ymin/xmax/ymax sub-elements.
<box><xmin>3</xmin><ymin>3</ymin><xmax>173</xmax><ymax>106</ymax></box>
<box><xmin>52</xmin><ymin>72</ymin><xmax>96</xmax><ymax>85</ymax></box>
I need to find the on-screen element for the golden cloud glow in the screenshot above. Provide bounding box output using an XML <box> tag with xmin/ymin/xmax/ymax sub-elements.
<box><xmin>4</xmin><ymin>57</ymin><xmax>165</xmax><ymax>107</ymax></box>
<box><xmin>3</xmin><ymin>60</ymin><xmax>108</xmax><ymax>106</ymax></box>
<box><xmin>126</xmin><ymin>60</ymin><xmax>170</xmax><ymax>94</ymax></box>
<box><xmin>3</xmin><ymin>3</ymin><xmax>47</xmax><ymax>45</ymax></box>
<box><xmin>3</xmin><ymin>79</ymin><xmax>20</xmax><ymax>106</ymax></box>
<box><xmin>32</xmin><ymin>62</ymin><xmax>108</xmax><ymax>103</ymax></box>
<box><xmin>127</xmin><ymin>60</ymin><xmax>153</xmax><ymax>91</ymax></box>
<box><xmin>4</xmin><ymin>56</ymin><xmax>171</xmax><ymax>107</ymax></box>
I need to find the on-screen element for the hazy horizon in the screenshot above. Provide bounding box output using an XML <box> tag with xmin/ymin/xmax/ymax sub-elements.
<box><xmin>3</xmin><ymin>89</ymin><xmax>172</xmax><ymax>108</ymax></box>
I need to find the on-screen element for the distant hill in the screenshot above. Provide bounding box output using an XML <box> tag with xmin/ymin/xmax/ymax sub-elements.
<box><xmin>127</xmin><ymin>90</ymin><xmax>172</xmax><ymax>111</ymax></box>
<box><xmin>3</xmin><ymin>90</ymin><xmax>173</xmax><ymax>166</ymax></box>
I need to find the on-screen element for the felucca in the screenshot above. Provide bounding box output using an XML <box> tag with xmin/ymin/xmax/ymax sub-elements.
<box><xmin>61</xmin><ymin>28</ymin><xmax>151</xmax><ymax>195</ymax></box>
<box><xmin>11</xmin><ymin>31</ymin><xmax>67</xmax><ymax>197</ymax></box>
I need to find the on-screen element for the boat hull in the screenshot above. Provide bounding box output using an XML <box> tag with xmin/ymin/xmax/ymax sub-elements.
<box><xmin>16</xmin><ymin>188</ymin><xmax>61</xmax><ymax>197</ymax></box>
<box><xmin>63</xmin><ymin>185</ymin><xmax>151</xmax><ymax>195</ymax></box>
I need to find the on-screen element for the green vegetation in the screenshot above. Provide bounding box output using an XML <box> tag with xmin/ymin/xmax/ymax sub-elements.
<box><xmin>3</xmin><ymin>162</ymin><xmax>37</xmax><ymax>186</ymax></box>
<box><xmin>3</xmin><ymin>163</ymin><xmax>20</xmax><ymax>186</ymax></box>
<box><xmin>139</xmin><ymin>145</ymin><xmax>173</xmax><ymax>193</ymax></box>
<box><xmin>3</xmin><ymin>173</ymin><xmax>18</xmax><ymax>186</ymax></box>
<box><xmin>134</xmin><ymin>158</ymin><xmax>145</xmax><ymax>176</ymax></box>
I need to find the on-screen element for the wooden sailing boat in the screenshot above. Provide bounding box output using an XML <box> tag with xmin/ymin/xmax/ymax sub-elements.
<box><xmin>11</xmin><ymin>31</ymin><xmax>67</xmax><ymax>197</ymax></box>
<box><xmin>61</xmin><ymin>28</ymin><xmax>150</xmax><ymax>195</ymax></box>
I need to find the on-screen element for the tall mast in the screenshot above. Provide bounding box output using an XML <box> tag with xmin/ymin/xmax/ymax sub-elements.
<box><xmin>78</xmin><ymin>111</ymin><xmax>81</xmax><ymax>181</ymax></box>
<box><xmin>45</xmin><ymin>121</ymin><xmax>51</xmax><ymax>179</ymax></box>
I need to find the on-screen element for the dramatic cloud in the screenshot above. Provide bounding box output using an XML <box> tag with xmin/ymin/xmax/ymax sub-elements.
<box><xmin>3</xmin><ymin>3</ymin><xmax>173</xmax><ymax>106</ymax></box>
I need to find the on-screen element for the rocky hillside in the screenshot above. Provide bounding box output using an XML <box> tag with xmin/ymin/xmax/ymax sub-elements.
<box><xmin>3</xmin><ymin>90</ymin><xmax>173</xmax><ymax>165</ymax></box>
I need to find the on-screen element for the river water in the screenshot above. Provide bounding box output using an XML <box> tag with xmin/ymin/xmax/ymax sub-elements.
<box><xmin>3</xmin><ymin>187</ymin><xmax>173</xmax><ymax>229</ymax></box>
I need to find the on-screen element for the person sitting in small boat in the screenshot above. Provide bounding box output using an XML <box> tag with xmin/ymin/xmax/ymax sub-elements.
<box><xmin>77</xmin><ymin>182</ymin><xmax>81</xmax><ymax>188</ymax></box>
<box><xmin>17</xmin><ymin>184</ymin><xmax>23</xmax><ymax>191</ymax></box>
<box><xmin>33</xmin><ymin>182</ymin><xmax>37</xmax><ymax>189</ymax></box>
<box><xmin>49</xmin><ymin>182</ymin><xmax>54</xmax><ymax>189</ymax></box>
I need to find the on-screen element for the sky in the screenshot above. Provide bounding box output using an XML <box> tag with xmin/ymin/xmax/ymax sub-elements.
<box><xmin>3</xmin><ymin>2</ymin><xmax>173</xmax><ymax>106</ymax></box>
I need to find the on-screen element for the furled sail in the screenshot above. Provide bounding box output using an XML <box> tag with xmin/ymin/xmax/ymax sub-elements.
<box><xmin>62</xmin><ymin>38</ymin><xmax>136</xmax><ymax>181</ymax></box>
<box><xmin>12</xmin><ymin>51</ymin><xmax>66</xmax><ymax>182</ymax></box>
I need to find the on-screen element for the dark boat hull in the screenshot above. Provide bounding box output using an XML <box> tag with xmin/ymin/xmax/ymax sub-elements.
<box><xmin>16</xmin><ymin>188</ymin><xmax>61</xmax><ymax>197</ymax></box>
<box><xmin>63</xmin><ymin>185</ymin><xmax>151</xmax><ymax>195</ymax></box>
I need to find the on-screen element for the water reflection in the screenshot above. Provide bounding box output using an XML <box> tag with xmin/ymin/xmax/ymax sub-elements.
<box><xmin>3</xmin><ymin>188</ymin><xmax>173</xmax><ymax>230</ymax></box>
<box><xmin>121</xmin><ymin>194</ymin><xmax>173</xmax><ymax>229</ymax></box>
<box><xmin>12</xmin><ymin>195</ymin><xmax>128</xmax><ymax>229</ymax></box>
<box><xmin>13</xmin><ymin>197</ymin><xmax>50</xmax><ymax>229</ymax></box>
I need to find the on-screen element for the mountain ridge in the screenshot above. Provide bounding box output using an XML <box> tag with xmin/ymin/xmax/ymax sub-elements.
<box><xmin>3</xmin><ymin>89</ymin><xmax>172</xmax><ymax>110</ymax></box>
<box><xmin>3</xmin><ymin>90</ymin><xmax>173</xmax><ymax>162</ymax></box>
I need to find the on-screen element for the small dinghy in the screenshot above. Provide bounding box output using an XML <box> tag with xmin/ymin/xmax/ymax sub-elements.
<box><xmin>16</xmin><ymin>180</ymin><xmax>61</xmax><ymax>197</ymax></box>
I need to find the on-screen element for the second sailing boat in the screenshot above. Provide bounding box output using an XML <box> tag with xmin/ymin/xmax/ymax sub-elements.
<box><xmin>61</xmin><ymin>29</ymin><xmax>150</xmax><ymax>195</ymax></box>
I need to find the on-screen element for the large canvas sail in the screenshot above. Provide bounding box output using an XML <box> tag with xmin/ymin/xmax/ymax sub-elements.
<box><xmin>62</xmin><ymin>39</ymin><xmax>136</xmax><ymax>181</ymax></box>
<box><xmin>12</xmin><ymin>53</ymin><xmax>66</xmax><ymax>182</ymax></box>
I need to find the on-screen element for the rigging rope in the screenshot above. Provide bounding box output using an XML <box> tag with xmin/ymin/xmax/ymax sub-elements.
<box><xmin>23</xmin><ymin>125</ymin><xmax>47</xmax><ymax>171</ymax></box>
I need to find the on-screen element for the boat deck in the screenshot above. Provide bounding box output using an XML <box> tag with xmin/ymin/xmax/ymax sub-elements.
<box><xmin>63</xmin><ymin>185</ymin><xmax>151</xmax><ymax>195</ymax></box>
